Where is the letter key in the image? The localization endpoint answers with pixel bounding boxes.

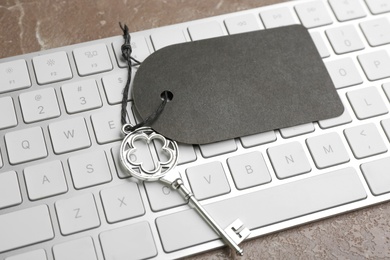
[120,126,250,255]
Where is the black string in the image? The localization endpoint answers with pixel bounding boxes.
[119,23,168,133]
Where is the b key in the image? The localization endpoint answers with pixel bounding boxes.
[120,126,251,255]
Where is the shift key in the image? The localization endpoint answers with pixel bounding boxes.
[156,167,366,252]
[0,205,54,253]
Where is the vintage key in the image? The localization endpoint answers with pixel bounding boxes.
[120,126,251,255]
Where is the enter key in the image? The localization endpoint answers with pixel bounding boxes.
[344,123,387,159]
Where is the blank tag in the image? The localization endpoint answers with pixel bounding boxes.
[133,25,343,144]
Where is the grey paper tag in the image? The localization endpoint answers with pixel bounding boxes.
[132,25,343,144]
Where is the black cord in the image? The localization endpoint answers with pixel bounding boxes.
[119,23,168,133]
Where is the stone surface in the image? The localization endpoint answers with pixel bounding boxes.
[1,0,390,259]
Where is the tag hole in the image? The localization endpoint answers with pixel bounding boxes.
[161,90,173,102]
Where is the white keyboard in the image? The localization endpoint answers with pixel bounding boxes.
[1,0,390,259]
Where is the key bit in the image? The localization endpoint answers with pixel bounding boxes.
[225,219,251,245]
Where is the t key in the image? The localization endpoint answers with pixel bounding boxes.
[119,126,251,255]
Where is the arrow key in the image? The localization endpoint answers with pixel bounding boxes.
[344,123,387,159]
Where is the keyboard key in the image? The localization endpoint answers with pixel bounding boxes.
[188,21,224,40]
[361,157,390,196]
[68,150,112,189]
[24,160,67,200]
[318,102,352,129]
[267,141,311,179]
[325,57,363,89]
[294,1,333,28]
[224,13,263,35]
[0,149,2,168]
[102,69,131,104]
[91,105,126,144]
[186,161,230,200]
[383,83,390,101]
[382,118,390,141]
[5,127,48,164]
[49,117,91,154]
[112,35,150,67]
[55,193,100,235]
[227,151,271,190]
[32,51,72,84]
[0,171,22,209]
[347,86,388,119]
[360,18,390,47]
[326,25,365,54]
[344,123,387,159]
[310,31,330,58]
[19,87,61,123]
[329,0,366,21]
[280,123,315,138]
[150,28,186,50]
[100,222,157,260]
[240,130,277,148]
[199,139,237,158]
[73,43,113,76]
[358,50,390,81]
[306,132,350,169]
[0,205,54,253]
[144,181,187,211]
[154,140,196,165]
[0,59,31,93]
[156,167,366,253]
[53,237,97,260]
[259,7,296,29]
[364,0,390,14]
[62,79,102,113]
[0,96,17,130]
[5,249,47,260]
[100,183,145,223]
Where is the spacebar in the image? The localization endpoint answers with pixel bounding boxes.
[156,167,367,252]
[0,205,54,253]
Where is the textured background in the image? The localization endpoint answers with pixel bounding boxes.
[1,0,390,259]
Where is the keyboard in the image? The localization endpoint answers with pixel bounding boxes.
[1,0,390,259]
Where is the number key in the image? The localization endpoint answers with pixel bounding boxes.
[326,25,365,54]
[62,79,102,113]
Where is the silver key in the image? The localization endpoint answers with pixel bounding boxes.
[119,126,250,255]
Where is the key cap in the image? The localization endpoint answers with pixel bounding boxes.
[382,118,390,141]
[360,17,390,47]
[0,149,3,168]
[364,0,390,14]
[199,139,237,158]
[188,21,224,40]
[0,171,22,209]
[227,151,271,190]
[224,13,264,35]
[19,87,61,123]
[259,7,297,29]
[0,96,17,130]
[325,57,363,89]
[32,51,72,84]
[0,59,31,93]
[318,101,352,129]
[267,141,311,179]
[156,167,366,253]
[295,1,333,28]
[100,222,158,260]
[280,122,315,138]
[310,31,330,58]
[383,83,390,101]
[68,150,112,189]
[347,86,388,119]
[5,249,47,260]
[24,160,68,200]
[150,28,187,50]
[73,43,113,76]
[100,182,145,223]
[329,0,366,22]
[53,237,97,260]
[102,70,132,104]
[344,123,387,159]
[5,126,48,164]
[55,193,100,235]
[358,50,390,81]
[240,130,276,148]
[112,35,150,67]
[119,127,250,255]
[361,157,390,195]
[49,117,91,154]
[0,205,54,253]
[62,79,102,113]
[326,25,365,54]
[144,181,187,211]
